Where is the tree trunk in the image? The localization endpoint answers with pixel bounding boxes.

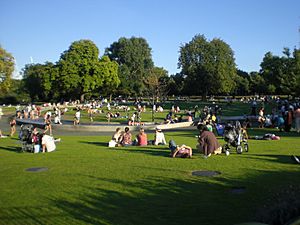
[109,94,112,102]
[202,91,207,101]
[152,95,155,122]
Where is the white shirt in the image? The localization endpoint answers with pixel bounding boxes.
[42,135,56,152]
[154,132,166,145]
[75,111,81,119]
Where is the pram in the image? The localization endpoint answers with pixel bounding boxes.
[222,121,248,155]
[19,125,34,152]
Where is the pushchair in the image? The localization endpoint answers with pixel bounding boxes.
[223,121,248,155]
[19,125,34,152]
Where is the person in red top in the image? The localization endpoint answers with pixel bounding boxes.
[136,128,148,146]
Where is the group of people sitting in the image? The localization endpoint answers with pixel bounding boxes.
[109,127,167,147]
[108,123,222,158]
[30,127,61,153]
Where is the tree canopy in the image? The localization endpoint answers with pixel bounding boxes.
[22,39,120,102]
[0,46,14,95]
[105,37,154,96]
[260,48,300,96]
[23,62,58,101]
[178,34,237,99]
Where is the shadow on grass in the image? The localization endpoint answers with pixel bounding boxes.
[40,170,300,225]
[0,146,20,153]
[79,141,108,147]
[120,147,170,157]
[246,154,299,165]
[248,128,300,138]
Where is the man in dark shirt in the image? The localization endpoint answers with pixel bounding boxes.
[197,124,222,157]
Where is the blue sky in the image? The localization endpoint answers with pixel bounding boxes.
[1,0,299,78]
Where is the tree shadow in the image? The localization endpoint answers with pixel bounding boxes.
[79,141,108,147]
[0,146,21,153]
[246,154,299,165]
[43,170,300,225]
[120,147,171,157]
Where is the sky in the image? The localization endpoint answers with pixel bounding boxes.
[1,0,299,79]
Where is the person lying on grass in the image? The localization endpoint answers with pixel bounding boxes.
[169,140,192,158]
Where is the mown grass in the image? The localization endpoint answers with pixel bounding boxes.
[61,100,271,124]
[0,127,300,225]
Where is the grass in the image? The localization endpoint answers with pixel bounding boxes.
[0,127,300,225]
[60,100,272,124]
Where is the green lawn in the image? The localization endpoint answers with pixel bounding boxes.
[0,128,300,225]
[61,100,271,124]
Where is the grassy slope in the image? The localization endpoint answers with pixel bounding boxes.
[0,128,299,225]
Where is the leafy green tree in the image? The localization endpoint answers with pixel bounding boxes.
[105,37,154,96]
[249,72,266,95]
[260,48,299,96]
[293,49,300,95]
[168,73,185,96]
[58,40,114,102]
[23,62,58,101]
[178,34,237,100]
[0,46,14,95]
[98,55,120,101]
[144,67,169,99]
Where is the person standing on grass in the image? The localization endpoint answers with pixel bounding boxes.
[74,110,81,125]
[44,114,52,136]
[9,117,16,137]
[88,107,94,122]
[294,107,300,133]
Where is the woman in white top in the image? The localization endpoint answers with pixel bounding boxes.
[154,128,167,145]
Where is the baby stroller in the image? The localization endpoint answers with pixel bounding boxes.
[19,125,34,152]
[223,121,248,155]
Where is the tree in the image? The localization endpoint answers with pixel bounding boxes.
[260,48,299,96]
[144,67,169,121]
[0,46,14,95]
[105,37,154,96]
[178,34,237,100]
[233,69,250,95]
[144,67,169,99]
[168,73,185,96]
[249,72,266,95]
[57,39,113,102]
[98,56,120,101]
[23,62,58,101]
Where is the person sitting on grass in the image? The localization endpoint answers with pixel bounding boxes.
[136,128,148,146]
[41,133,61,153]
[120,127,132,146]
[0,129,8,138]
[196,124,222,157]
[112,128,123,145]
[169,140,192,158]
[154,128,167,145]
